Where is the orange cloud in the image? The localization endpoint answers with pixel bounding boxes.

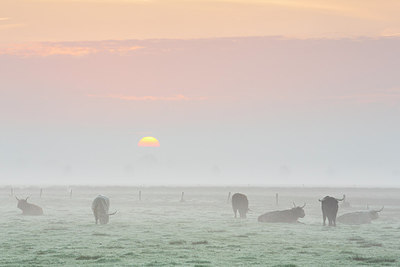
[87,94,207,101]
[381,28,400,37]
[0,42,143,57]
[0,18,24,31]
[0,23,24,30]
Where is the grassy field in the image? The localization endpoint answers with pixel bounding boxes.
[1,186,400,266]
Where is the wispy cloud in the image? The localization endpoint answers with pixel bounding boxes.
[88,94,207,101]
[217,0,383,21]
[381,28,400,37]
[322,88,400,104]
[0,18,25,30]
[0,24,24,30]
[0,42,143,57]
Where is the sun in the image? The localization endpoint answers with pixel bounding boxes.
[138,136,160,147]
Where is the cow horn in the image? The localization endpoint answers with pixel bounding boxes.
[301,203,306,208]
[318,199,322,202]
[293,202,296,207]
[15,196,19,201]
[25,196,29,201]
[336,195,345,201]
[376,206,384,212]
[109,211,117,216]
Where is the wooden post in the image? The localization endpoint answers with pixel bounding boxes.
[275,193,279,206]
[180,192,184,202]
[227,192,231,203]
[40,188,43,198]
[139,190,142,201]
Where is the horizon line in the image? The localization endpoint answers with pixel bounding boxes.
[3,184,400,189]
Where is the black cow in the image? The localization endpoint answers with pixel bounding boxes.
[232,193,249,218]
[258,203,305,223]
[16,196,43,216]
[319,195,344,226]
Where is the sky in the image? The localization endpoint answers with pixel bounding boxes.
[1,1,400,186]
[1,0,400,42]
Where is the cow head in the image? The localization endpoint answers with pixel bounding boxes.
[369,206,384,220]
[319,195,345,203]
[16,196,29,210]
[99,211,117,225]
[292,202,306,218]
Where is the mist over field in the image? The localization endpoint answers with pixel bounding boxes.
[2,186,400,266]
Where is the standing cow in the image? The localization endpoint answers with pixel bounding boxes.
[319,195,344,226]
[91,195,116,224]
[16,196,43,216]
[232,193,249,218]
[258,203,306,223]
[337,207,384,225]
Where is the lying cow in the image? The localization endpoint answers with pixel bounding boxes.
[337,207,384,225]
[16,196,43,216]
[91,195,117,224]
[232,193,249,218]
[340,194,351,208]
[319,195,344,226]
[258,203,305,223]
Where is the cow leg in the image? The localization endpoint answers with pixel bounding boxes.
[333,219,336,227]
[323,214,326,226]
[233,209,237,218]
[239,210,246,219]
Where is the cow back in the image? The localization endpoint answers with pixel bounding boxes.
[337,212,372,225]
[232,193,248,210]
[92,195,110,213]
[321,197,339,216]
[258,209,300,223]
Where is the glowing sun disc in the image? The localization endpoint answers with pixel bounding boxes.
[138,136,160,147]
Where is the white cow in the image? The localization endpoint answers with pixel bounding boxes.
[91,195,116,224]
[337,207,383,225]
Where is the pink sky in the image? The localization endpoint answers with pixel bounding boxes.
[1,37,399,185]
[0,1,400,185]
